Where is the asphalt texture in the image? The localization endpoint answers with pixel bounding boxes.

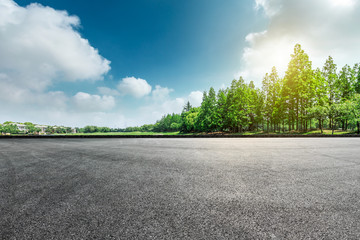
[1,138,360,239]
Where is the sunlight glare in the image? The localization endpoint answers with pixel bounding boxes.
[331,0,356,7]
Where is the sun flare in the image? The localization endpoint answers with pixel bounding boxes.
[331,0,356,7]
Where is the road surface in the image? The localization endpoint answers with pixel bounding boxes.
[1,138,360,239]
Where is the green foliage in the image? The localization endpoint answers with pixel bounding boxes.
[1,124,19,134]
[173,44,360,134]
[225,77,253,132]
[338,65,356,101]
[24,122,37,134]
[307,105,329,133]
[181,107,200,133]
[46,126,55,134]
[83,126,95,133]
[153,113,182,132]
[354,63,360,94]
[183,101,192,113]
[214,89,228,131]
[195,88,217,132]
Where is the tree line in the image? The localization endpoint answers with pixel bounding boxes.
[179,44,360,134]
[118,113,182,133]
[136,44,360,134]
[2,44,359,135]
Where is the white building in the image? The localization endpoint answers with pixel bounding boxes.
[16,123,27,132]
[35,125,47,134]
[12,123,76,134]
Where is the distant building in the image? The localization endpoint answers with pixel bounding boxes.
[10,122,76,135]
[35,125,47,134]
[16,123,27,132]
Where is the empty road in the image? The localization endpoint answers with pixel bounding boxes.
[1,138,360,239]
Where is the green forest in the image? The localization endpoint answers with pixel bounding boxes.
[133,44,360,134]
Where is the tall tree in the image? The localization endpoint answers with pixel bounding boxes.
[338,64,356,101]
[322,56,338,128]
[225,77,251,133]
[215,89,228,131]
[354,63,360,94]
[196,88,217,132]
[263,67,282,131]
[183,101,192,113]
[284,44,313,131]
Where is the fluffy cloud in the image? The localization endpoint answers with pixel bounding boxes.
[73,92,115,112]
[151,85,174,101]
[136,90,203,125]
[188,91,203,107]
[117,77,152,98]
[97,87,120,96]
[238,0,360,86]
[0,0,110,92]
[0,105,127,128]
[0,0,113,125]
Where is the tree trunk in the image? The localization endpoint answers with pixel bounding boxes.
[296,101,299,131]
[357,121,360,134]
[274,122,276,133]
[345,119,348,131]
[329,117,332,129]
[292,114,295,132]
[288,115,291,132]
[319,119,323,134]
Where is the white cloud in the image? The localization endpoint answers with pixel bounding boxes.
[56,112,127,128]
[151,85,173,101]
[254,0,282,17]
[117,77,152,98]
[188,91,203,107]
[139,98,185,124]
[0,105,127,128]
[73,92,115,112]
[97,87,120,96]
[239,0,360,86]
[0,0,114,125]
[0,0,110,92]
[135,90,203,125]
[0,72,68,109]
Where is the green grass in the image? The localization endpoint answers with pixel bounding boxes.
[212,129,356,136]
[302,129,355,135]
[61,131,181,136]
[58,129,357,136]
[7,129,358,136]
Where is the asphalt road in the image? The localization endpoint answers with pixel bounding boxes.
[1,138,360,239]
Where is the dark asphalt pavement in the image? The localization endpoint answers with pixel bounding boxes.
[1,138,360,239]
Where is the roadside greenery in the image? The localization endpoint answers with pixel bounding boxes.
[0,123,19,134]
[109,43,360,135]
[176,44,360,134]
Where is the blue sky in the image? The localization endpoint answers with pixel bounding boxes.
[1,0,360,127]
[19,0,263,93]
